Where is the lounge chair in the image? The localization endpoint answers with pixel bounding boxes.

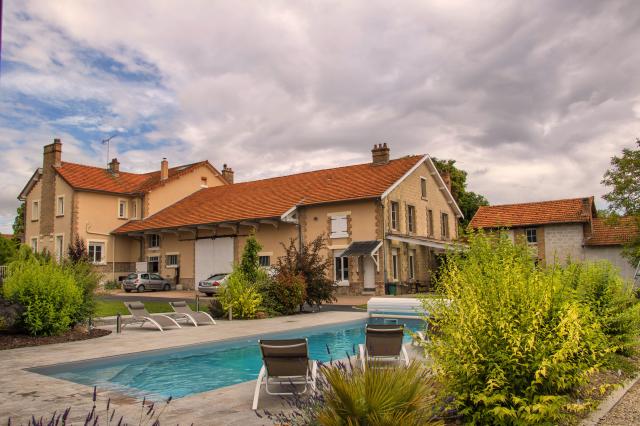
[358,323,409,369]
[169,301,216,326]
[252,338,318,410]
[125,301,182,332]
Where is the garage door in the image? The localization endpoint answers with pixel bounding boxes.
[195,237,234,285]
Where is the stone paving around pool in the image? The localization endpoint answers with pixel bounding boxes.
[1,310,415,425]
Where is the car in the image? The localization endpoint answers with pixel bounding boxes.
[122,273,173,293]
[198,273,230,296]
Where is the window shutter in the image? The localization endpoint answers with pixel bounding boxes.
[330,215,348,238]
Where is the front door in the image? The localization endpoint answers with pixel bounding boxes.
[364,256,376,289]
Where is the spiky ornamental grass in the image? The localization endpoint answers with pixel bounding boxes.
[7,386,173,426]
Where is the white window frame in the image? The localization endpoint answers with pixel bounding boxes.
[31,200,40,221]
[334,251,349,285]
[148,234,160,249]
[148,255,160,273]
[30,237,38,252]
[329,214,349,239]
[88,240,106,265]
[407,205,416,233]
[201,176,208,188]
[420,176,428,199]
[390,201,399,231]
[408,249,416,280]
[130,200,138,219]
[117,199,128,219]
[56,195,65,217]
[391,248,399,281]
[259,255,271,267]
[166,253,179,268]
[55,234,64,263]
[525,228,537,244]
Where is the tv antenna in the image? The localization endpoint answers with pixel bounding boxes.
[101,135,118,166]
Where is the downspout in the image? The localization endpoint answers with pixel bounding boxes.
[380,198,388,290]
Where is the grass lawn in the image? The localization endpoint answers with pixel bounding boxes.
[95,300,209,317]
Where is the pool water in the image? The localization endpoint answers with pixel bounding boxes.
[31,318,424,400]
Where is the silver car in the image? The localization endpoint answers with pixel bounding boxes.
[122,273,173,293]
[197,273,229,296]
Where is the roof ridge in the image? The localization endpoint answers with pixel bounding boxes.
[480,196,593,209]
[61,160,206,176]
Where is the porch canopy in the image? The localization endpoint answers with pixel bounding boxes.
[386,234,455,251]
[340,240,383,257]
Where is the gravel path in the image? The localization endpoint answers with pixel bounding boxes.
[598,378,640,425]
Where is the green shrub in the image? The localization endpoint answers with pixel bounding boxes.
[218,271,262,319]
[425,232,609,424]
[3,254,83,336]
[562,261,640,355]
[207,298,226,318]
[316,361,441,426]
[102,280,121,290]
[65,260,99,324]
[260,270,306,315]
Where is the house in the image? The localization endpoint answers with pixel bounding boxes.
[19,140,463,295]
[470,197,639,281]
[19,139,227,276]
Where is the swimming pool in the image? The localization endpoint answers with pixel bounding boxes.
[30,318,424,400]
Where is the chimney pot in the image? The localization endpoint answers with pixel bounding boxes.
[43,138,62,168]
[108,158,120,175]
[222,164,234,184]
[371,143,390,165]
[160,158,169,181]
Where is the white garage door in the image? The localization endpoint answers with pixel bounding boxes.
[195,237,234,285]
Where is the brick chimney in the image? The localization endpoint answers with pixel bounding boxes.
[222,164,234,184]
[441,171,452,193]
[160,158,169,181]
[40,139,62,236]
[108,158,120,175]
[371,143,390,165]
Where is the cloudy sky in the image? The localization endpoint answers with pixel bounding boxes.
[1,1,639,233]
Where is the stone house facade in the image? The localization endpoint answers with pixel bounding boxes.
[470,197,639,281]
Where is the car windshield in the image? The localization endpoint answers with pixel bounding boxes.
[126,273,138,279]
[207,274,227,280]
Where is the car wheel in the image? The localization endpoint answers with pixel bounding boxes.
[137,285,145,293]
[163,283,171,291]
[124,289,132,293]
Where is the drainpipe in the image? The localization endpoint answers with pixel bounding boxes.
[380,199,388,291]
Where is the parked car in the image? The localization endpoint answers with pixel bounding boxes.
[198,273,230,296]
[122,273,173,293]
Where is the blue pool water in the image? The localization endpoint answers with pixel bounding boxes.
[31,318,424,400]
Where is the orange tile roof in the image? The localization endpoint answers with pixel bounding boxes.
[586,216,640,246]
[470,197,595,228]
[115,155,424,233]
[55,161,213,194]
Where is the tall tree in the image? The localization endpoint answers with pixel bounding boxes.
[240,232,262,283]
[432,158,489,227]
[602,138,640,265]
[12,202,25,242]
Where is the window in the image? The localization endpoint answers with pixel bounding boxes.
[118,199,127,218]
[441,213,450,239]
[408,249,416,279]
[148,256,159,273]
[31,200,39,221]
[427,209,434,237]
[390,202,399,230]
[525,228,537,244]
[166,254,179,268]
[56,196,64,216]
[148,234,160,249]
[259,255,271,267]
[130,200,138,219]
[391,248,399,281]
[330,215,348,238]
[407,205,416,233]
[88,241,105,264]
[30,237,38,252]
[201,176,208,188]
[55,235,63,263]
[420,177,427,198]
[334,253,349,283]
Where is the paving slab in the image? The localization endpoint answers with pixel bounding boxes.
[0,311,369,425]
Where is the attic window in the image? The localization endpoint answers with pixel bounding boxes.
[201,176,208,188]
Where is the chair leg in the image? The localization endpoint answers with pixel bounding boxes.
[402,345,410,366]
[252,365,266,410]
[310,361,318,391]
[359,344,366,370]
[145,317,164,332]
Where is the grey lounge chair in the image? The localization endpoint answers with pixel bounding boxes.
[169,301,216,326]
[252,338,317,410]
[358,324,409,369]
[125,301,181,332]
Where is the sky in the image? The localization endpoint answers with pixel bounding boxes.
[1,0,639,233]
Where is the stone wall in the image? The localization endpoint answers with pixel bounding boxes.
[543,223,585,264]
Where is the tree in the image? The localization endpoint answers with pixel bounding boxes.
[602,139,640,265]
[240,232,262,283]
[12,202,25,242]
[277,236,336,308]
[0,237,18,265]
[67,236,88,263]
[432,158,489,227]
